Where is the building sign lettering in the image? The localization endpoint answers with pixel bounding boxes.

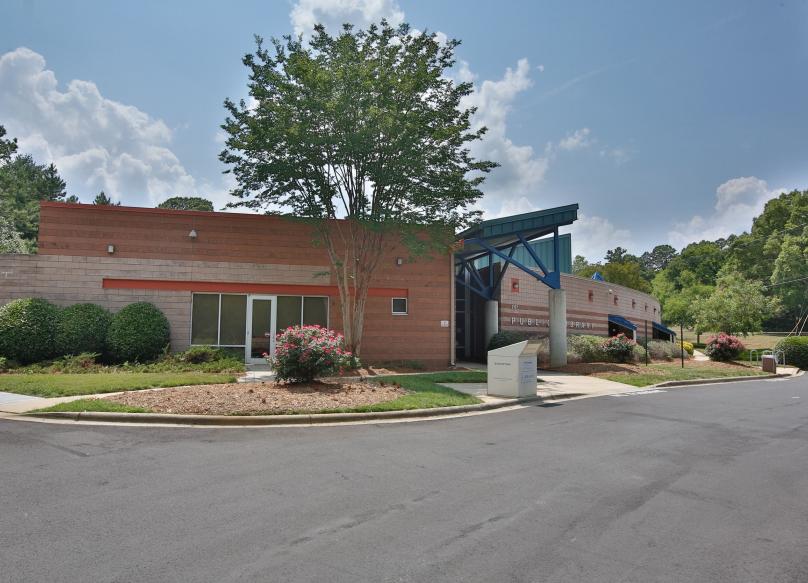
[509,316,593,330]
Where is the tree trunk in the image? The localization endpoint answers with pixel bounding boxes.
[320,220,385,357]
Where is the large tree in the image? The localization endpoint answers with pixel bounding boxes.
[220,21,495,354]
[0,154,68,245]
[640,244,677,274]
[0,124,18,164]
[93,191,120,206]
[694,269,777,335]
[158,196,214,211]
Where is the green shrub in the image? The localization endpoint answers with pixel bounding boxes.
[107,302,170,362]
[602,334,636,363]
[0,298,60,363]
[568,334,608,362]
[0,356,7,372]
[55,303,111,356]
[704,333,744,361]
[176,345,226,364]
[633,343,647,362]
[51,352,101,373]
[272,325,356,382]
[774,336,808,369]
[487,331,531,352]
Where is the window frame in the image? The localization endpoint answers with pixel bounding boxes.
[391,297,408,316]
[190,292,248,348]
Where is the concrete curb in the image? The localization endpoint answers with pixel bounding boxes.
[651,372,791,388]
[23,395,547,426]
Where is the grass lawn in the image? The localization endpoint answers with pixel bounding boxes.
[0,372,238,398]
[322,371,485,413]
[598,363,768,388]
[33,371,487,414]
[36,399,149,413]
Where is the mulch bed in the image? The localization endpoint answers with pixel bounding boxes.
[103,380,407,415]
[558,360,760,377]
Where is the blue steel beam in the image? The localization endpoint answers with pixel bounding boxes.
[516,232,550,276]
[465,237,561,290]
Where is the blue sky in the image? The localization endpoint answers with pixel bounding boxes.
[1,0,806,260]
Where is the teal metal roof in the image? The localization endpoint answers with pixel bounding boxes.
[457,204,578,241]
[475,233,572,273]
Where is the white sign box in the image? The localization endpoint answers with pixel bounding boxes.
[487,340,539,398]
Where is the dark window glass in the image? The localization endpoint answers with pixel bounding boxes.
[303,297,328,326]
[392,298,408,314]
[219,295,247,345]
[277,296,303,332]
[191,294,219,344]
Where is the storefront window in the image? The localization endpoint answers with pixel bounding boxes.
[191,294,219,345]
[219,295,247,345]
[277,296,303,332]
[303,297,328,326]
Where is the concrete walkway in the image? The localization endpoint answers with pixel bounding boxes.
[0,392,92,414]
[444,368,637,402]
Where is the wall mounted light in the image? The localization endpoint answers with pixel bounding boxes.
[188,229,198,240]
[395,257,403,266]
[107,244,115,254]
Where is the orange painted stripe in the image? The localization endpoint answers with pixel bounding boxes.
[102,278,407,297]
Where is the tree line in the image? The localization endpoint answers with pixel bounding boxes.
[0,124,215,253]
[573,189,808,335]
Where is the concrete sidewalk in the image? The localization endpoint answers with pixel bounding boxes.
[0,392,92,414]
[444,367,638,401]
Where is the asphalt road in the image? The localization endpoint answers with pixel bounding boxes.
[2,375,807,583]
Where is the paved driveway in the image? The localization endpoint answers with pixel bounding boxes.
[2,375,807,582]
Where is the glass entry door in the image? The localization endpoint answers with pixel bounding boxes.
[246,295,276,363]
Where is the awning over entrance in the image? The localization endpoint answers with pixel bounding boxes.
[608,314,637,331]
[454,204,579,299]
[652,321,676,338]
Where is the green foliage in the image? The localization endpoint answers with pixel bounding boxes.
[175,345,228,364]
[666,241,726,287]
[487,330,531,352]
[774,336,808,369]
[221,21,496,353]
[0,154,68,245]
[0,298,60,363]
[704,333,745,361]
[54,303,112,356]
[0,356,7,372]
[602,334,636,363]
[640,244,677,274]
[50,352,101,373]
[107,302,170,363]
[0,124,18,164]
[770,231,808,316]
[571,255,590,275]
[157,196,214,211]
[272,326,356,382]
[0,215,29,253]
[578,261,652,293]
[646,340,686,360]
[567,334,608,362]
[92,191,119,206]
[694,269,777,335]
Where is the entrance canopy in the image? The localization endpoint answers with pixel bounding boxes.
[454,204,579,300]
[608,314,637,331]
[653,321,676,340]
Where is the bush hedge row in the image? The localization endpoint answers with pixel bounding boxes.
[774,336,808,370]
[0,298,170,364]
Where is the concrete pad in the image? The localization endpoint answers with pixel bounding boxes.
[536,369,636,398]
[0,393,95,414]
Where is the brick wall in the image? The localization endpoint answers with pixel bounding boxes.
[0,203,454,365]
[499,267,662,337]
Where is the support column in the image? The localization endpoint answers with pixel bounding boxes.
[549,288,567,368]
[484,300,499,350]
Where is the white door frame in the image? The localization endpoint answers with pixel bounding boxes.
[245,294,277,364]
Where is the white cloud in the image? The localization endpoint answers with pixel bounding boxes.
[564,214,634,263]
[460,58,553,217]
[290,0,405,36]
[0,47,219,207]
[668,176,790,248]
[599,147,632,165]
[557,127,592,151]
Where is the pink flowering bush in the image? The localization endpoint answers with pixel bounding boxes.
[704,333,745,361]
[270,325,357,383]
[601,333,637,363]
